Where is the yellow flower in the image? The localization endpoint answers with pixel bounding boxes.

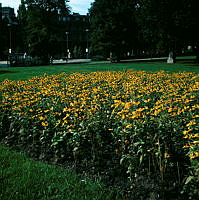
[191,133,199,138]
[136,108,145,112]
[186,121,196,127]
[168,107,173,113]
[183,129,192,135]
[126,124,132,129]
[50,107,54,111]
[39,116,46,121]
[183,144,191,149]
[189,152,199,159]
[192,141,199,144]
[144,99,151,103]
[42,121,48,127]
[56,120,61,126]
[164,153,171,158]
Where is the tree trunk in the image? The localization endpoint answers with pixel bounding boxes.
[110,51,120,63]
[41,56,50,65]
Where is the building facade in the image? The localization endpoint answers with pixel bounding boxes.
[0,3,2,21]
[2,6,16,24]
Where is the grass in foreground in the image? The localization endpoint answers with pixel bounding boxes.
[0,61,199,81]
[0,145,122,200]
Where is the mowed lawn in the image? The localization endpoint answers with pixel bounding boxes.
[0,61,199,81]
[0,145,122,200]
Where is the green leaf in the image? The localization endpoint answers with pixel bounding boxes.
[139,155,143,164]
[185,176,194,184]
[19,128,25,135]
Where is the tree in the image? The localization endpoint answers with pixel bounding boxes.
[137,0,199,62]
[16,0,27,53]
[0,19,8,60]
[89,0,138,62]
[73,46,83,58]
[90,0,199,62]
[19,0,70,64]
[188,0,199,62]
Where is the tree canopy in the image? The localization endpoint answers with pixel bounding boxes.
[2,0,198,63]
[18,0,70,64]
[89,0,138,61]
[89,0,199,62]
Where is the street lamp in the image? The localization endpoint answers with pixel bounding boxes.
[65,32,69,59]
[7,24,12,54]
[85,29,89,59]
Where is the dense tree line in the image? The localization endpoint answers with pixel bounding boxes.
[89,0,138,61]
[1,0,198,63]
[0,0,90,64]
[0,19,8,60]
[89,0,199,62]
[17,0,70,64]
[0,0,70,63]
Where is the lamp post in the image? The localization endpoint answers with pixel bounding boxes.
[65,32,69,59]
[85,29,89,59]
[7,24,12,54]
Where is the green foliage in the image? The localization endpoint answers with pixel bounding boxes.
[19,0,70,64]
[91,55,106,61]
[89,0,138,60]
[89,0,199,61]
[0,20,9,60]
[137,0,197,58]
[73,46,83,59]
[183,160,199,199]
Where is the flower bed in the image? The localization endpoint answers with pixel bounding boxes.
[0,70,198,198]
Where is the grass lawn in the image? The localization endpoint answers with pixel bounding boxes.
[176,55,197,60]
[0,61,199,81]
[0,145,122,200]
